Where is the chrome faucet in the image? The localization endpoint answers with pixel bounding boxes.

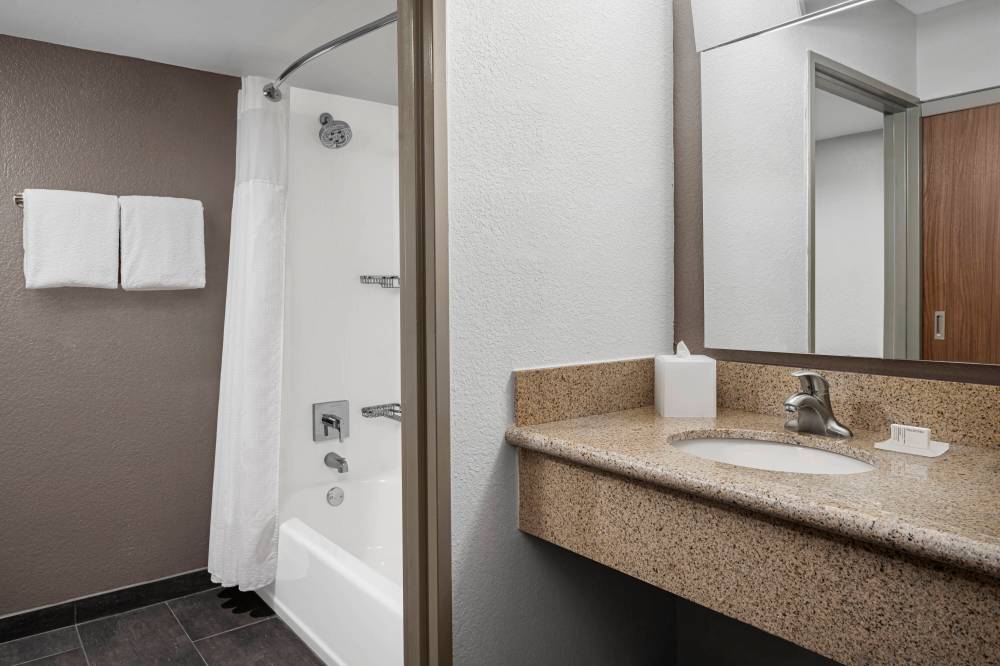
[321,413,344,442]
[783,370,852,438]
[324,451,349,473]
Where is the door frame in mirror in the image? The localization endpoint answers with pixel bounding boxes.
[808,53,921,360]
[922,86,1000,117]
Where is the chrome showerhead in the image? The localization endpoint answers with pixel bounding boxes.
[319,112,352,149]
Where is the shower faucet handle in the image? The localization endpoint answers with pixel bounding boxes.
[313,400,349,443]
[321,414,343,442]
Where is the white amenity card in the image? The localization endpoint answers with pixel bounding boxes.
[875,424,950,458]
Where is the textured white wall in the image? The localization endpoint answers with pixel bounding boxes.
[917,0,1000,100]
[814,130,884,358]
[279,88,401,530]
[447,1,675,663]
[702,0,915,353]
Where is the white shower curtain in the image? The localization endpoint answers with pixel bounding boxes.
[208,76,288,590]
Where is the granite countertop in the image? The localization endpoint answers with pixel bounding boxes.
[506,407,1000,579]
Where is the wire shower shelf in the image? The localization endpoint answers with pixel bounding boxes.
[360,275,400,289]
[361,403,401,422]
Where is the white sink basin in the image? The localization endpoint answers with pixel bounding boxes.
[672,437,874,475]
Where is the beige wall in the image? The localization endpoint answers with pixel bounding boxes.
[0,36,239,616]
[672,0,999,386]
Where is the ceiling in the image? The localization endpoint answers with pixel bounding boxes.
[0,0,398,104]
[895,0,968,14]
[800,0,854,14]
[814,89,885,141]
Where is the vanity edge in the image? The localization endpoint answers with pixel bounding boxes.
[505,410,1000,581]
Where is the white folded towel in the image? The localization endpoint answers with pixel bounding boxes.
[120,195,206,290]
[22,189,120,289]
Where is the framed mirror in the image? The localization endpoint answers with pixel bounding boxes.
[700,0,1000,365]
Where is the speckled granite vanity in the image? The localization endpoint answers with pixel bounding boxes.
[506,359,1000,665]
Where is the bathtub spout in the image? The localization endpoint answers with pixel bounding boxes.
[324,451,349,473]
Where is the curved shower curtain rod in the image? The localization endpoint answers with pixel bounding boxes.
[263,11,398,102]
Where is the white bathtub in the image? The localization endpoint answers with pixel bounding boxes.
[260,475,403,665]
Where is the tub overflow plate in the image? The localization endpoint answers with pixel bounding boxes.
[326,487,345,507]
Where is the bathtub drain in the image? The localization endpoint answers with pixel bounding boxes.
[326,487,345,506]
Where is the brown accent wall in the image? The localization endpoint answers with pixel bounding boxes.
[0,36,239,616]
[672,1,1000,387]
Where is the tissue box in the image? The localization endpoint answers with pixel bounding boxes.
[655,349,716,418]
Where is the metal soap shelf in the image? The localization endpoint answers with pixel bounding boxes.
[361,403,401,422]
[360,275,400,289]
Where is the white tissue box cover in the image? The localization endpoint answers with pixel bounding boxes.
[655,354,717,418]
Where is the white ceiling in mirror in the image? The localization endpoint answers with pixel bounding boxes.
[0,0,398,104]
[690,0,868,52]
[802,0,853,12]
[692,0,803,51]
[691,0,979,53]
[894,0,968,14]
[814,90,884,141]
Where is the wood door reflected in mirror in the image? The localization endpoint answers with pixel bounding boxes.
[922,103,1000,365]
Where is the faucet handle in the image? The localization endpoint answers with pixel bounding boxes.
[791,369,829,397]
[321,414,343,442]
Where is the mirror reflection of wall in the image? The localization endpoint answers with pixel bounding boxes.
[698,0,1000,365]
[813,90,885,358]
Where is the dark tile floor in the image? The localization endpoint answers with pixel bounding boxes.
[0,589,322,666]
